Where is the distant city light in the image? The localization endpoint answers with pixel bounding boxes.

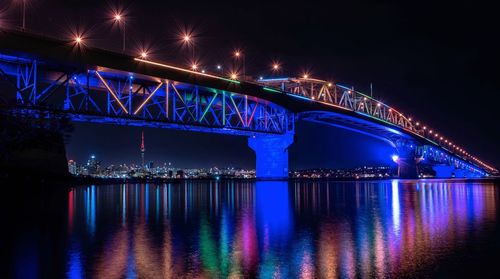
[141,51,148,58]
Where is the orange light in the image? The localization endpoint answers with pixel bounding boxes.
[75,36,82,44]
[272,63,279,70]
[140,52,148,58]
[191,63,198,70]
[114,14,122,21]
[303,74,309,79]
[230,73,238,79]
[327,82,332,87]
[234,51,241,57]
[183,35,190,42]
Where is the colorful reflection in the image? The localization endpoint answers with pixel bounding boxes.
[18,180,495,277]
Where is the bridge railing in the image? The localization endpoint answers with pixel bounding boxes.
[257,77,497,174]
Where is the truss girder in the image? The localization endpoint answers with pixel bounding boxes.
[0,58,293,135]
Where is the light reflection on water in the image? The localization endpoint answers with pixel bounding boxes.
[10,180,500,278]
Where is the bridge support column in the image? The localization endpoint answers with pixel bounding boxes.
[394,143,420,179]
[396,157,419,179]
[248,133,294,180]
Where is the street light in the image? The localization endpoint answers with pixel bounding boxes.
[113,12,126,52]
[233,49,245,79]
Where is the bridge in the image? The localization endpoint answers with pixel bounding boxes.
[0,29,497,179]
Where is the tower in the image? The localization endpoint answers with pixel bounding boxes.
[140,131,145,168]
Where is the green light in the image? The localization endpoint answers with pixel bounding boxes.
[263,87,282,93]
[199,93,218,122]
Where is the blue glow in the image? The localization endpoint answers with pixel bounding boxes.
[287,93,312,101]
[67,243,83,279]
[256,181,292,247]
[258,77,290,81]
[392,180,401,236]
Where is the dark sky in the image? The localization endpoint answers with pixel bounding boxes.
[2,0,498,169]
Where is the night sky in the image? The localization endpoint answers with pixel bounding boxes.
[1,0,498,169]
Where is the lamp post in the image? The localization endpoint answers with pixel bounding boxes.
[113,13,126,52]
[234,50,245,80]
[21,0,26,31]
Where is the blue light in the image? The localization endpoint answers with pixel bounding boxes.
[259,77,289,82]
[287,93,311,101]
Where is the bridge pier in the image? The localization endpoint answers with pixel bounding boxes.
[396,157,419,179]
[394,143,420,179]
[248,133,294,180]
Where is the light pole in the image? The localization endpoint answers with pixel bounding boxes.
[113,13,125,52]
[234,50,245,79]
[21,0,26,31]
[182,33,195,67]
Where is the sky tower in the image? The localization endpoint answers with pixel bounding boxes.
[140,131,145,168]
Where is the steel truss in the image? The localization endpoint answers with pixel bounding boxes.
[258,77,495,174]
[0,56,293,136]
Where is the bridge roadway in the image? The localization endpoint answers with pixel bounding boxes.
[0,29,496,178]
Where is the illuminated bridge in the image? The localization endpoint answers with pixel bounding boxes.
[0,29,496,179]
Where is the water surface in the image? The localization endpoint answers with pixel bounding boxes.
[4,179,500,278]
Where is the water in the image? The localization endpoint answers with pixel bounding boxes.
[3,179,500,278]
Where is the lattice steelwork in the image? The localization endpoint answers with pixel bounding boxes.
[257,77,497,174]
[0,55,293,136]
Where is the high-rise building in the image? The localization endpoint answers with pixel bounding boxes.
[140,131,145,168]
[86,154,100,175]
[68,160,77,175]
